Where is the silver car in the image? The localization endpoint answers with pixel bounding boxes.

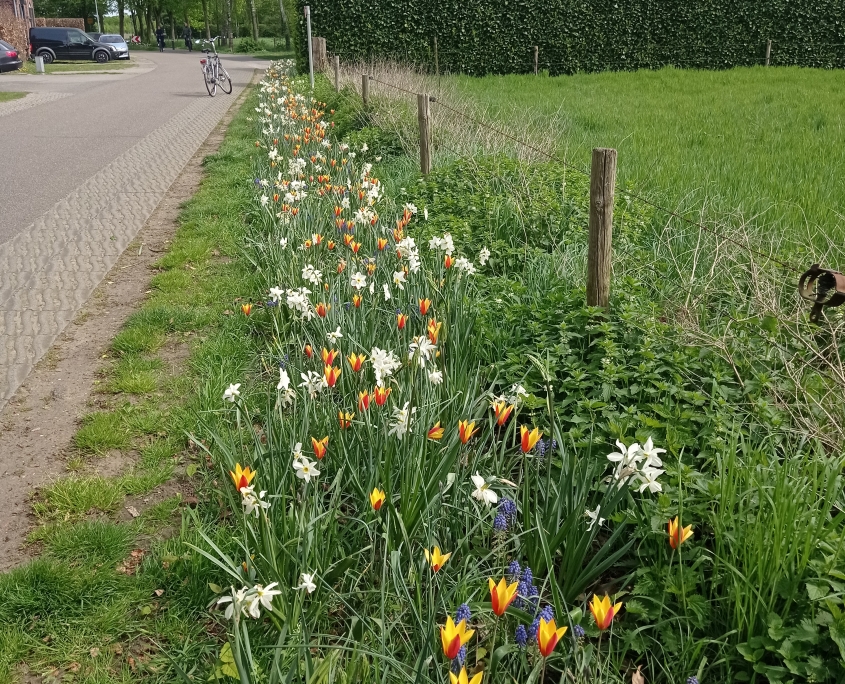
[96,34,130,60]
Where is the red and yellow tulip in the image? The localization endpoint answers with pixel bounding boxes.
[350,241,361,254]
[369,487,386,511]
[668,517,693,549]
[352,294,363,308]
[427,422,444,440]
[449,669,483,684]
[419,298,432,315]
[397,313,408,330]
[316,302,330,317]
[347,353,366,372]
[241,303,253,316]
[377,237,388,251]
[311,436,329,460]
[304,343,313,359]
[488,577,519,616]
[229,464,256,491]
[440,616,475,660]
[358,391,371,411]
[324,365,341,387]
[537,618,568,657]
[520,426,542,453]
[444,254,454,269]
[338,411,354,429]
[373,386,391,406]
[427,318,442,345]
[322,348,339,365]
[589,594,622,631]
[458,420,478,444]
[424,546,452,572]
[493,401,514,426]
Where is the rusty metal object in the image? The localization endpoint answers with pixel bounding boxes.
[799,264,845,323]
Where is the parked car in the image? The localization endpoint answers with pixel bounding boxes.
[87,32,103,41]
[94,34,130,59]
[0,39,23,73]
[29,27,117,64]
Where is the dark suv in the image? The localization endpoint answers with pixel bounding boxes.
[29,27,115,64]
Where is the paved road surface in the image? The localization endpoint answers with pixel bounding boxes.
[0,51,265,409]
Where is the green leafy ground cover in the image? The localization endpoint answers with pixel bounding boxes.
[0,92,26,102]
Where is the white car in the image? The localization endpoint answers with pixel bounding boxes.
[96,34,130,60]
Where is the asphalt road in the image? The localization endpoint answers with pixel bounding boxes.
[0,50,265,244]
[0,50,268,407]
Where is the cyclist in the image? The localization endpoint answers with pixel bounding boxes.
[155,25,166,52]
[183,23,193,52]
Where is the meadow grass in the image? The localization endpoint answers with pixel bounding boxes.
[451,66,845,253]
[0,92,25,102]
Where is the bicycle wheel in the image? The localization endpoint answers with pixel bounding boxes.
[204,63,216,97]
[218,64,232,94]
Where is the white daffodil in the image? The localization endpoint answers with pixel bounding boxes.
[269,286,285,302]
[408,336,436,366]
[424,207,429,221]
[327,327,343,343]
[471,472,499,506]
[370,347,400,386]
[246,582,281,618]
[428,236,443,251]
[279,237,288,249]
[383,284,392,301]
[455,257,476,275]
[292,441,303,461]
[217,586,250,621]
[296,573,317,593]
[260,195,269,207]
[392,271,407,290]
[428,369,443,385]
[299,370,327,398]
[479,247,491,265]
[388,401,415,439]
[640,437,666,469]
[350,272,367,290]
[585,505,606,531]
[607,439,643,468]
[277,368,290,390]
[293,457,320,483]
[341,196,350,210]
[404,202,418,215]
[223,383,241,402]
[443,234,455,255]
[637,466,665,494]
[301,264,322,285]
[242,489,271,517]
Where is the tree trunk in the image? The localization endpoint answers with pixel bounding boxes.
[145,5,152,42]
[118,0,125,36]
[201,0,211,39]
[169,11,174,44]
[225,0,232,48]
[248,0,258,42]
[278,0,289,50]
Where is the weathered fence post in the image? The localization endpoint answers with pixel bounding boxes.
[362,74,369,109]
[586,148,617,309]
[765,39,772,66]
[304,5,313,89]
[534,45,538,75]
[312,36,327,70]
[417,93,432,175]
[434,36,439,77]
[333,55,339,91]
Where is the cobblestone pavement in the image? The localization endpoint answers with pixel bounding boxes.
[0,53,263,409]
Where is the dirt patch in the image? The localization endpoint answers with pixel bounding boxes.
[0,75,257,572]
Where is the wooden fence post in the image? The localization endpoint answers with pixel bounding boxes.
[333,55,339,91]
[586,148,617,309]
[362,74,369,109]
[765,39,772,66]
[434,36,439,77]
[311,36,326,70]
[534,45,538,75]
[417,93,432,175]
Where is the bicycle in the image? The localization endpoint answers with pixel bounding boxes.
[198,37,232,97]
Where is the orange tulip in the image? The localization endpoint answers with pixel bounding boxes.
[369,488,386,510]
[444,254,454,269]
[311,436,329,460]
[358,391,371,411]
[352,294,363,308]
[322,348,339,365]
[333,206,342,217]
[537,618,567,657]
[520,426,542,453]
[327,240,335,250]
[488,577,519,616]
[377,237,388,251]
[493,401,514,426]
[419,298,432,315]
[397,313,408,330]
[324,365,341,387]
[241,303,253,316]
[338,411,354,429]
[304,343,313,358]
[229,463,256,491]
[668,517,693,549]
[458,420,478,444]
[350,241,361,254]
[424,546,451,571]
[589,594,622,631]
[373,386,391,406]
[316,302,330,317]
[427,318,442,345]
[336,260,346,274]
[427,422,444,440]
[347,353,366,372]
[343,233,353,246]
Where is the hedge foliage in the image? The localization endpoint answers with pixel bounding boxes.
[292,0,845,75]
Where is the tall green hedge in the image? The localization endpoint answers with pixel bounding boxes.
[293,0,845,75]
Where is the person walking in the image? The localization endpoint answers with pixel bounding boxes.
[183,23,193,52]
[155,24,166,52]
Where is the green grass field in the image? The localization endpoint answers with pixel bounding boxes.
[453,66,845,248]
[0,92,25,102]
